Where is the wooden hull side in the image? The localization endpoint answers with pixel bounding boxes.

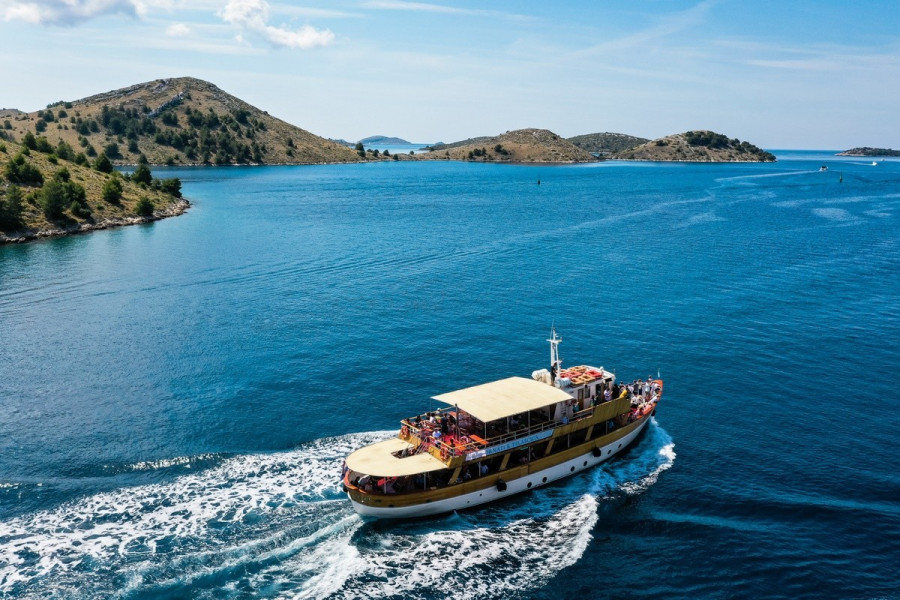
[347,414,653,519]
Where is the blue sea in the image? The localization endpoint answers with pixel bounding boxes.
[1,151,898,599]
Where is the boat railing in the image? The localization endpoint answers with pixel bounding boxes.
[479,406,596,447]
[402,405,600,460]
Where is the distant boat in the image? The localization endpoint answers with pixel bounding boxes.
[872,161,879,166]
[820,165,828,171]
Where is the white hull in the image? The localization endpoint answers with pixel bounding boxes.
[349,416,652,519]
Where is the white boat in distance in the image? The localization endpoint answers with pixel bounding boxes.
[342,330,663,519]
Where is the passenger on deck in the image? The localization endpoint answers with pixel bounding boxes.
[604,388,612,403]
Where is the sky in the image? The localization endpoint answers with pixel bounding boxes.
[1,0,898,149]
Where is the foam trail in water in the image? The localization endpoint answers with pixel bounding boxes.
[0,423,674,598]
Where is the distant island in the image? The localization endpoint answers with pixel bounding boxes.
[613,131,776,162]
[422,137,494,152]
[359,135,411,145]
[836,147,900,157]
[567,132,649,155]
[418,129,595,163]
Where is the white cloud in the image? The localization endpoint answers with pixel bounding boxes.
[165,22,190,36]
[219,0,334,49]
[0,0,146,25]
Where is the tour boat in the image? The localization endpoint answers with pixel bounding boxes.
[342,330,662,519]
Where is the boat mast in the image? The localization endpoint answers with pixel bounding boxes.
[548,327,562,383]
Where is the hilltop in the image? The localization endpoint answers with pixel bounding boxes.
[359,135,410,145]
[418,129,596,163]
[836,147,900,157]
[0,77,360,166]
[613,131,775,162]
[422,137,493,152]
[0,137,187,244]
[567,132,649,155]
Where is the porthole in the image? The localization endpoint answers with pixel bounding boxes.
[607,449,611,455]
[527,482,533,488]
[583,461,588,466]
[570,466,575,472]
[618,443,622,448]
[542,476,548,483]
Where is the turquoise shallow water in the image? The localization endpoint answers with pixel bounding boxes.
[0,152,898,598]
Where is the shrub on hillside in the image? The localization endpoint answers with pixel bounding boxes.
[5,153,44,186]
[135,197,154,217]
[102,177,123,204]
[0,184,24,229]
[132,163,152,186]
[153,178,182,197]
[94,153,113,173]
[104,143,122,159]
[40,179,67,219]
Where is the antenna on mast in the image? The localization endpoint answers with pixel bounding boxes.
[548,326,562,383]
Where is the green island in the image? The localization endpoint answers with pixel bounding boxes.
[613,131,776,162]
[836,147,900,157]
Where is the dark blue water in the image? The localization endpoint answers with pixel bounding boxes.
[1,152,898,598]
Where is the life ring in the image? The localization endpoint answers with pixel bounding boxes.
[400,426,409,437]
[440,446,449,460]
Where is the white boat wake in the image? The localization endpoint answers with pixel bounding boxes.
[0,422,675,599]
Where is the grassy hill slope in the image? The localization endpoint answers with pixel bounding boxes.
[0,138,187,243]
[1,77,359,166]
[613,131,775,162]
[419,129,597,163]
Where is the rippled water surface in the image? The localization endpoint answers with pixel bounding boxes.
[1,152,898,598]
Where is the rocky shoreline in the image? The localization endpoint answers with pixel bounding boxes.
[0,199,190,245]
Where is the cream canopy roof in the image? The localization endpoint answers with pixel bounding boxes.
[346,438,448,477]
[433,376,572,423]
